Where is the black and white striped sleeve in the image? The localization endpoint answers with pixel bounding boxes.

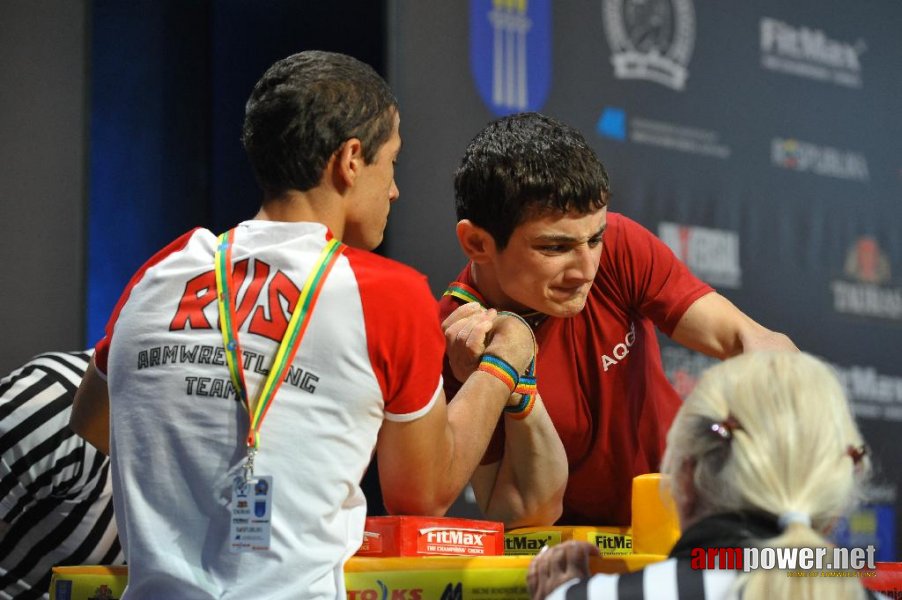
[545,559,739,600]
[0,351,123,600]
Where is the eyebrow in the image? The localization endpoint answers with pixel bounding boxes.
[532,225,606,244]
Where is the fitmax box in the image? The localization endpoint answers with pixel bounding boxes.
[356,516,504,557]
[504,526,633,556]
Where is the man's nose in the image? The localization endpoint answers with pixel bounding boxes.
[389,180,400,202]
[569,244,599,281]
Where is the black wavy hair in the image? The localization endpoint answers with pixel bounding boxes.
[242,50,398,195]
[454,113,610,249]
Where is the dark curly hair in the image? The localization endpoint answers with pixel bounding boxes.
[454,113,610,249]
[242,50,398,195]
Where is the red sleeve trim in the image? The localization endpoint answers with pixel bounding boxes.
[345,249,445,416]
[94,228,201,375]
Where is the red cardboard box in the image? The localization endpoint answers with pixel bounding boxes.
[864,562,902,597]
[356,516,505,557]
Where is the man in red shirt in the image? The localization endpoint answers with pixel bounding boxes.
[440,112,797,527]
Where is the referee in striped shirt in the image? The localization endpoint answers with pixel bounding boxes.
[0,351,123,599]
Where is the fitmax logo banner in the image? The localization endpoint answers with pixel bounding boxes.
[760,17,865,88]
[470,0,551,116]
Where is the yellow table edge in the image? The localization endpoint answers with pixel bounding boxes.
[345,553,667,573]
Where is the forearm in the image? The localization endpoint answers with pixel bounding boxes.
[70,359,111,455]
[477,395,567,529]
[381,314,537,516]
[672,292,797,359]
[437,317,542,512]
[380,371,512,516]
[435,372,515,511]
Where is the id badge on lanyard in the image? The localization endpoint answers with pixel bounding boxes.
[229,473,274,553]
[214,228,345,553]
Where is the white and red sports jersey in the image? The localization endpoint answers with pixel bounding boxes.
[95,220,444,599]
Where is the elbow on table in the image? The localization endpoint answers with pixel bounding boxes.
[499,497,564,530]
[483,483,566,530]
[382,489,456,519]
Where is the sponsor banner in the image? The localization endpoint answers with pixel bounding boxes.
[345,579,455,600]
[504,526,632,556]
[470,0,552,116]
[665,347,902,423]
[660,344,718,399]
[504,531,562,555]
[833,282,902,321]
[360,530,383,555]
[593,532,633,556]
[830,362,902,422]
[658,222,742,289]
[345,555,668,599]
[597,107,730,158]
[832,237,902,322]
[772,137,870,182]
[690,545,877,573]
[602,0,695,91]
[419,527,497,556]
[50,567,128,600]
[346,565,528,600]
[664,345,902,422]
[833,485,897,563]
[760,17,865,88]
[356,516,504,557]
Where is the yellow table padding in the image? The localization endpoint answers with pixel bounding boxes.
[49,566,128,600]
[344,554,667,599]
[50,554,668,600]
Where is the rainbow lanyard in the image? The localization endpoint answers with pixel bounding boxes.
[214,228,345,481]
[442,277,539,398]
[443,279,546,325]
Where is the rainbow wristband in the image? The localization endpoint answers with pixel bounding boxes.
[513,359,537,396]
[477,354,519,393]
[504,391,536,420]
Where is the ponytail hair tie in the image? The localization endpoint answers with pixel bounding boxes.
[847,444,868,465]
[778,511,811,530]
[710,414,742,441]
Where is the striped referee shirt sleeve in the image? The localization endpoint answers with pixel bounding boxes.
[0,351,123,600]
[544,559,740,600]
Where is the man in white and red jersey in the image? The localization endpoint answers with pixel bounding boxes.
[70,51,554,600]
[440,113,797,529]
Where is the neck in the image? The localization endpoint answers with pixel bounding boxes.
[470,262,533,315]
[254,188,346,239]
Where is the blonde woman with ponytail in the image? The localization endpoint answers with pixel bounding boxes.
[528,352,885,600]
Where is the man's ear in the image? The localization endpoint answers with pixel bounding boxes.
[332,138,364,191]
[456,219,497,263]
